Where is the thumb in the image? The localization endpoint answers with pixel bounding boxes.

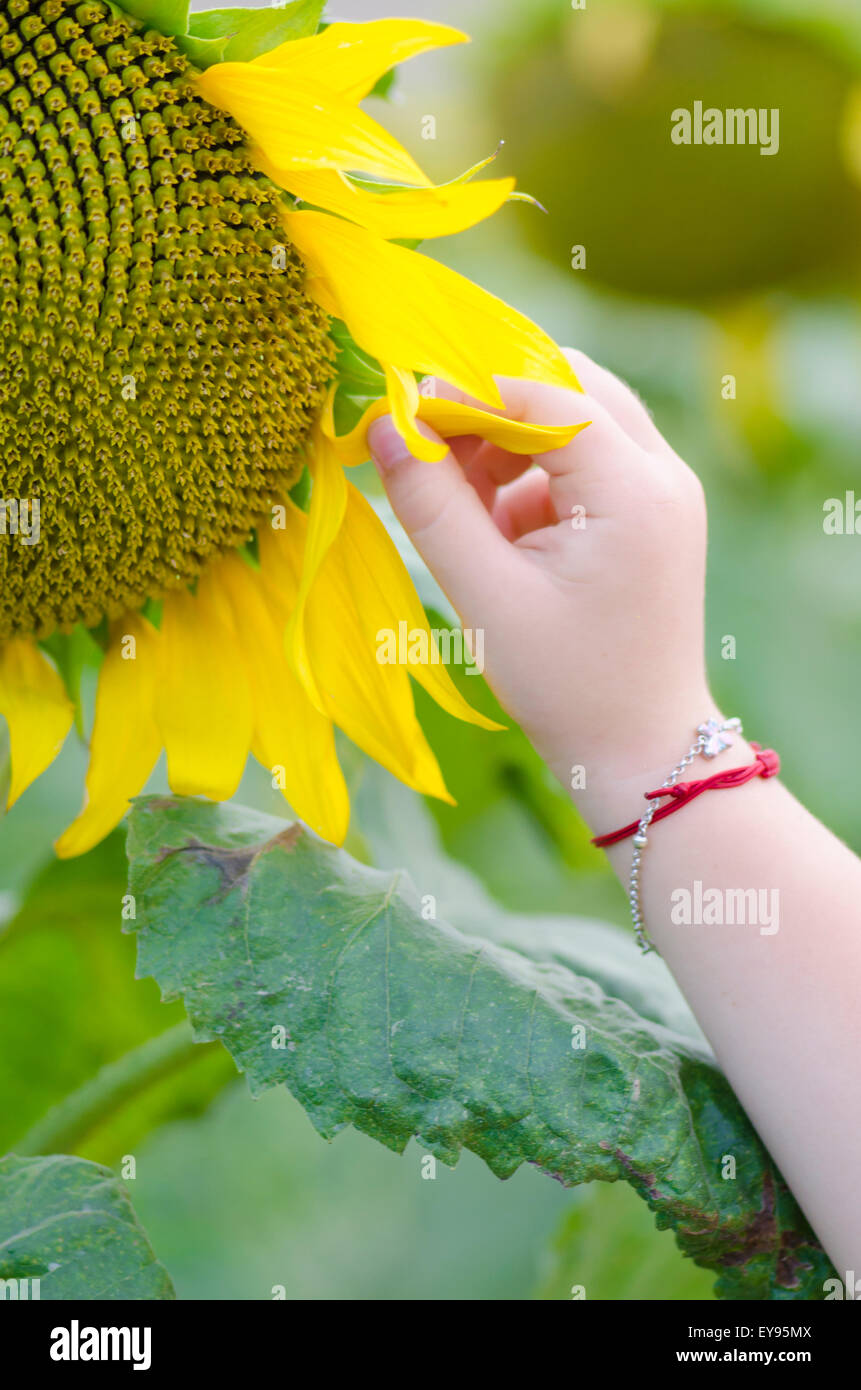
[367,415,518,624]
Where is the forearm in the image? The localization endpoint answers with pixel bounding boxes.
[574,715,861,1277]
[369,352,861,1279]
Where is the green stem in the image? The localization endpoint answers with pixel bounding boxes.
[13,1021,214,1157]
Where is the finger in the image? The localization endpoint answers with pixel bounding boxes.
[560,348,680,463]
[428,374,649,519]
[461,450,497,512]
[457,435,536,515]
[461,436,535,489]
[438,432,485,470]
[491,469,557,541]
[367,415,524,623]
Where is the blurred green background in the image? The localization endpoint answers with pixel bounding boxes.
[2,0,860,1299]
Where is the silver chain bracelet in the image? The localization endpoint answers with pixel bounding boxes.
[629,717,743,954]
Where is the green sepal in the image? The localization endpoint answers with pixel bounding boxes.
[288,466,313,512]
[114,0,190,37]
[39,627,105,739]
[330,319,387,435]
[141,596,163,630]
[179,0,325,68]
[370,68,397,101]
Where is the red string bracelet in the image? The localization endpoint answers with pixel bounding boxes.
[592,743,780,849]
[592,717,779,954]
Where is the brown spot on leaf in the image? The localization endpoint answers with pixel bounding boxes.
[142,797,182,812]
[156,823,303,898]
[718,1170,810,1289]
[271,824,303,853]
[614,1148,663,1202]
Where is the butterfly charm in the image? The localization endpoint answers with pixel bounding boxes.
[698,717,742,758]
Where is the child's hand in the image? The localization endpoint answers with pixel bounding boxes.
[371,349,861,1277]
[368,350,712,804]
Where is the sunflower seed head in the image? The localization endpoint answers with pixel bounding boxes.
[0,0,334,639]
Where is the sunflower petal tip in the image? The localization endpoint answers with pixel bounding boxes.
[423,780,457,807]
[484,716,508,733]
[53,819,87,859]
[567,366,585,393]
[417,21,471,47]
[410,433,450,463]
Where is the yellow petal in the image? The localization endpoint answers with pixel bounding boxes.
[283,418,348,710]
[258,502,306,612]
[326,393,589,468]
[306,406,349,585]
[260,511,453,803]
[384,364,448,463]
[213,554,350,845]
[250,20,468,103]
[0,639,72,809]
[55,616,161,858]
[305,275,341,318]
[283,210,580,409]
[265,163,516,240]
[197,65,431,185]
[336,483,502,732]
[155,581,253,801]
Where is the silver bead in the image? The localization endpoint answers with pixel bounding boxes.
[633,832,648,848]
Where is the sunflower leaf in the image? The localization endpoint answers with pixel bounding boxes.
[126,795,835,1301]
[0,1154,175,1299]
[180,1,325,67]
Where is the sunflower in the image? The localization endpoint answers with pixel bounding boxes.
[0,0,584,857]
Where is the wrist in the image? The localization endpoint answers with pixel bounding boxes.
[558,692,758,837]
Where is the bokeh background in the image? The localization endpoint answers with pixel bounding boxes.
[2,0,860,1299]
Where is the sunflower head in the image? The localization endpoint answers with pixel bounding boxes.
[0,5,584,858]
[0,0,333,641]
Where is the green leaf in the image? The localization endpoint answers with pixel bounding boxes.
[180,1,324,67]
[352,766,701,1041]
[126,795,835,1300]
[0,1154,174,1299]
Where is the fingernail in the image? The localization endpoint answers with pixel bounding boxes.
[368,416,410,474]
